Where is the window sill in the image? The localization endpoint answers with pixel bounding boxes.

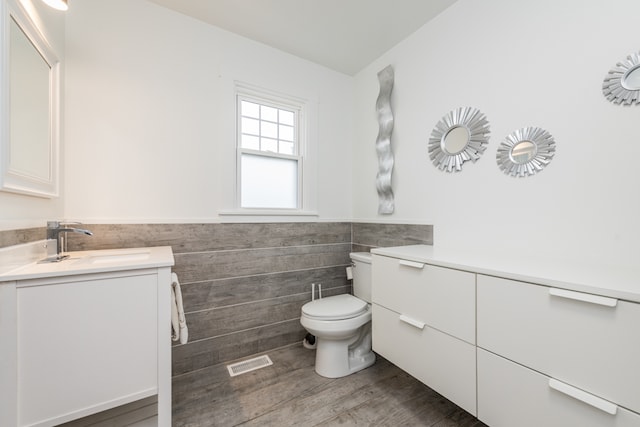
[218,209,319,218]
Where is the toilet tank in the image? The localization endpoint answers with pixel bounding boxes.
[350,252,372,303]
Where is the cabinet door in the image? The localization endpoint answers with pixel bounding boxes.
[477,274,640,414]
[478,349,640,427]
[372,304,476,415]
[17,274,158,426]
[372,254,475,344]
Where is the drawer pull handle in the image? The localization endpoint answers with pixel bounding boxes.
[398,260,424,269]
[549,288,617,307]
[399,314,425,330]
[548,378,618,415]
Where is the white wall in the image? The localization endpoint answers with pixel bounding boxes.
[64,0,353,223]
[7,0,640,268]
[0,0,65,231]
[353,0,640,266]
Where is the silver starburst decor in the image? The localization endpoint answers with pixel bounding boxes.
[496,127,556,177]
[428,107,490,173]
[602,51,640,106]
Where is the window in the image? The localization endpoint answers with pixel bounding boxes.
[236,88,305,210]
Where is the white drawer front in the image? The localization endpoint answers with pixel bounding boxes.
[477,274,640,413]
[478,349,640,427]
[372,303,476,415]
[372,254,475,344]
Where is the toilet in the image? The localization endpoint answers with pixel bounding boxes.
[300,252,376,378]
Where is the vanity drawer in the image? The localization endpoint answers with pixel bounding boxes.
[372,254,475,344]
[478,349,640,427]
[372,303,476,415]
[477,274,640,413]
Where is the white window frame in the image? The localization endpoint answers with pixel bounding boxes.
[227,82,317,216]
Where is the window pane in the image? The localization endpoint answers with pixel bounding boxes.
[261,105,278,122]
[261,137,278,153]
[242,117,259,135]
[241,101,260,118]
[280,110,294,126]
[261,121,278,139]
[241,154,298,209]
[279,141,294,155]
[279,124,294,142]
[241,134,259,150]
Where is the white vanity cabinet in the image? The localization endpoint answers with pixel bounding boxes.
[477,274,640,427]
[371,253,477,415]
[371,244,640,427]
[0,246,174,427]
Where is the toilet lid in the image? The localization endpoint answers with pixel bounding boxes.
[302,294,368,321]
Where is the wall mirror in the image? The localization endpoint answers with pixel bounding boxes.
[1,0,60,197]
[496,127,556,177]
[602,51,640,106]
[428,106,490,172]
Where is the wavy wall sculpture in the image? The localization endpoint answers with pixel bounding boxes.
[376,65,395,214]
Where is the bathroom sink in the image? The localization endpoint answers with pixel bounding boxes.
[84,251,151,264]
[0,245,171,281]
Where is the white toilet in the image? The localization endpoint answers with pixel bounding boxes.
[300,252,376,378]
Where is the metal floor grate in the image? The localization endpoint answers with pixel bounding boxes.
[227,354,273,377]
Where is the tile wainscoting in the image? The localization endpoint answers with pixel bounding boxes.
[352,222,434,253]
[0,227,45,248]
[1,222,433,377]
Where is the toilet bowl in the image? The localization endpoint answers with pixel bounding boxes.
[300,252,376,378]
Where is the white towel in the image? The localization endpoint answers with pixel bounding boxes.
[171,272,189,344]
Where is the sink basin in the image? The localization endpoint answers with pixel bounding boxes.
[85,251,151,264]
[0,245,173,281]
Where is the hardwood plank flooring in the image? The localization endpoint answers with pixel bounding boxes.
[172,344,487,427]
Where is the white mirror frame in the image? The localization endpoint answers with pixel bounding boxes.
[0,0,60,197]
[428,106,490,173]
[496,127,556,178]
[602,51,640,106]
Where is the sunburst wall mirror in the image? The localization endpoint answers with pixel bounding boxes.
[496,127,556,177]
[428,107,490,172]
[602,51,640,106]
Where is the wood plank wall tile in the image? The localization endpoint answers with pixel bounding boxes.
[64,222,350,252]
[0,227,45,248]
[182,266,347,312]
[185,285,349,342]
[173,244,351,282]
[351,223,433,252]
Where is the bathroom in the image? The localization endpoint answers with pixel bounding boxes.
[1,0,639,425]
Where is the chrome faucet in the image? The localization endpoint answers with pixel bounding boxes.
[42,221,93,262]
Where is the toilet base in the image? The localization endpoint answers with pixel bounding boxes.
[314,323,376,378]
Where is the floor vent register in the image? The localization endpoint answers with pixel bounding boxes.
[227,354,273,377]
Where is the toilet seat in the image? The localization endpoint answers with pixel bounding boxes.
[301,294,367,321]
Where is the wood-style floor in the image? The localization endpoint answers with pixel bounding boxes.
[172,344,487,427]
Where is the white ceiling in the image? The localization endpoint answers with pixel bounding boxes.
[146,0,458,75]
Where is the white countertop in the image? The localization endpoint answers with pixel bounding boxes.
[0,245,175,282]
[371,245,640,303]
